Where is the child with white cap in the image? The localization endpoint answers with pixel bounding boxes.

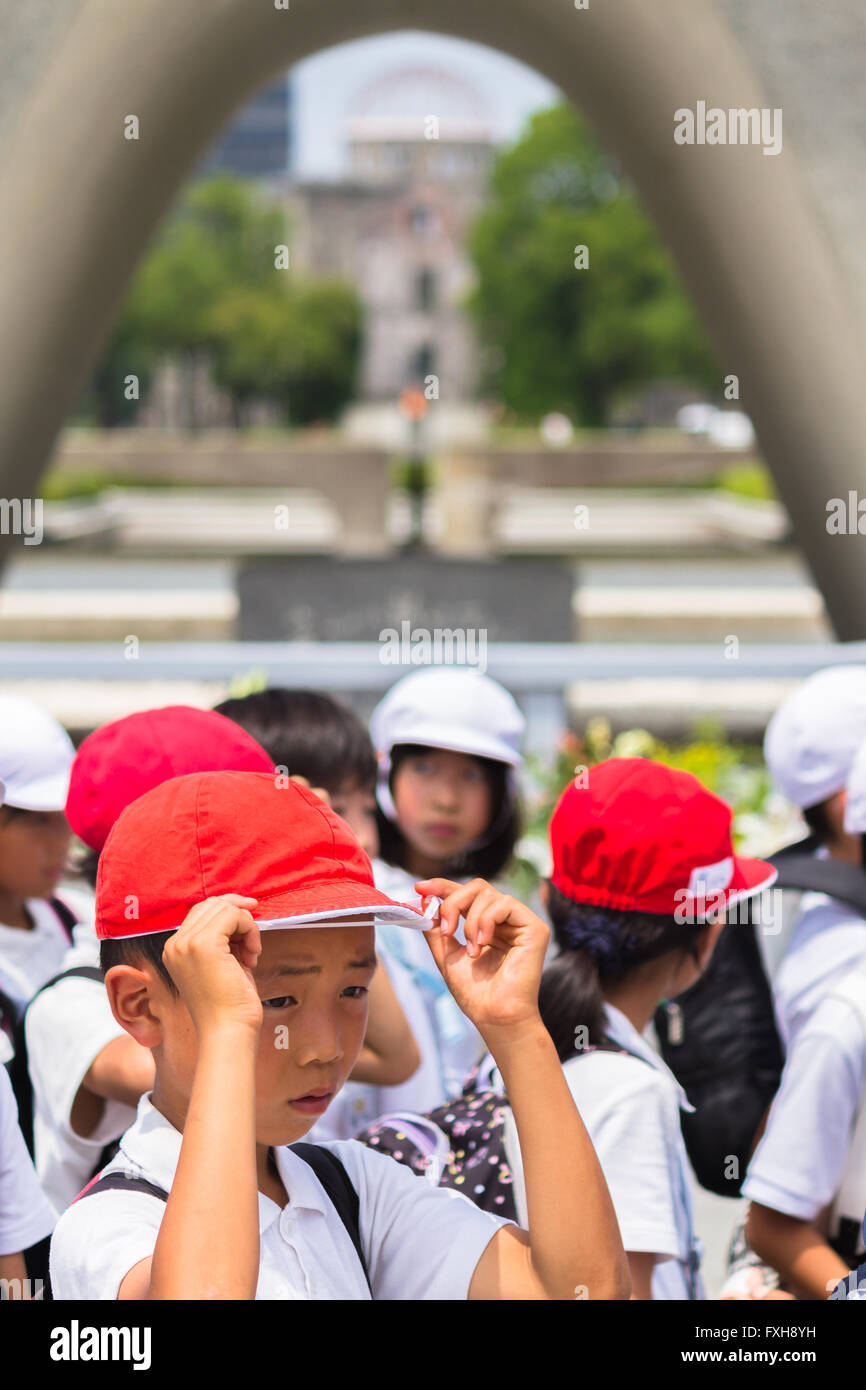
[763,665,866,1049]
[735,705,866,1298]
[0,768,56,1297]
[0,695,83,1008]
[369,668,525,1098]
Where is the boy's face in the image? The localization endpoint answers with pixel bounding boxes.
[144,923,377,1146]
[0,807,71,900]
[328,779,379,860]
[392,749,492,863]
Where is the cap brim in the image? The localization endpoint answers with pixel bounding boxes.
[252,877,427,929]
[684,857,778,918]
[388,724,523,768]
[258,904,427,930]
[5,770,71,812]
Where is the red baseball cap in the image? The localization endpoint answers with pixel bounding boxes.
[67,706,275,852]
[550,758,776,918]
[96,769,427,940]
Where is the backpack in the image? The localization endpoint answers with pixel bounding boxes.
[61,1144,371,1297]
[355,1041,646,1223]
[1,898,83,1157]
[654,838,866,1198]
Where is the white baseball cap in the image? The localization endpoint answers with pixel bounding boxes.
[844,741,866,834]
[370,668,525,823]
[0,694,75,811]
[764,666,866,809]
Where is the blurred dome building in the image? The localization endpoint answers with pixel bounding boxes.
[286,66,496,435]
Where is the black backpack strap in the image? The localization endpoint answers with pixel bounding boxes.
[31,964,104,1001]
[291,1142,372,1295]
[48,896,78,942]
[75,1170,169,1204]
[769,852,866,918]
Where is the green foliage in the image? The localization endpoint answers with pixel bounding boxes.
[468,106,718,427]
[83,175,361,427]
[716,461,777,501]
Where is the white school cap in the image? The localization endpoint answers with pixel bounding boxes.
[764,666,866,809]
[370,668,525,822]
[844,741,866,834]
[0,694,75,811]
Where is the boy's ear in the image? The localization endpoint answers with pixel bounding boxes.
[539,880,550,912]
[104,964,164,1048]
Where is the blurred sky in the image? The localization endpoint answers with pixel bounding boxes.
[290,30,559,180]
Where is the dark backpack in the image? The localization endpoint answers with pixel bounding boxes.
[66,1144,371,1296]
[654,838,866,1198]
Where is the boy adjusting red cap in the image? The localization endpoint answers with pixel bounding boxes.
[67,706,274,852]
[550,757,776,918]
[96,770,426,940]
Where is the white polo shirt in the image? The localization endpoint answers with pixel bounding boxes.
[742,990,866,1222]
[496,1003,704,1301]
[22,902,140,1214]
[773,893,866,1049]
[0,1066,55,1256]
[26,973,138,1215]
[49,1095,510,1300]
[0,897,78,1008]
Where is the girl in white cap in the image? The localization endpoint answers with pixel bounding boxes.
[0,695,83,1008]
[738,738,866,1298]
[369,668,525,1098]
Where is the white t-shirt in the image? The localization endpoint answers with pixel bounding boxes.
[372,860,485,1097]
[26,970,139,1216]
[773,892,866,1049]
[498,1003,704,1300]
[0,1065,55,1256]
[307,944,443,1142]
[49,1095,510,1300]
[742,990,866,1223]
[0,893,89,1009]
[17,894,137,1215]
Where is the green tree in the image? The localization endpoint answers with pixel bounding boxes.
[86,174,360,428]
[209,281,361,427]
[278,282,362,425]
[468,105,717,426]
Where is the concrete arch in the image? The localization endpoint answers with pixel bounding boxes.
[1,0,865,634]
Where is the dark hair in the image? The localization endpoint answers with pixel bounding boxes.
[213,689,376,794]
[538,883,703,1059]
[100,931,177,995]
[376,743,520,880]
[802,799,835,845]
[76,846,100,889]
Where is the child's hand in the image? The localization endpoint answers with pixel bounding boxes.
[162,895,262,1037]
[416,877,549,1041]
